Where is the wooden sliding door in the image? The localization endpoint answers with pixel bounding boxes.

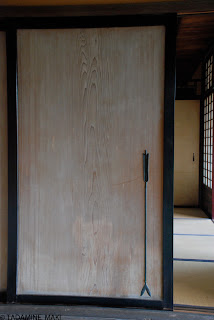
[0,32,7,293]
[17,26,165,300]
[174,100,200,206]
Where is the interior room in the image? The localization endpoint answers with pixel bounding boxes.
[174,12,214,310]
[1,2,214,320]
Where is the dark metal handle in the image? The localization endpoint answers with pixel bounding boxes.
[143,150,149,182]
[193,153,195,162]
[141,150,151,297]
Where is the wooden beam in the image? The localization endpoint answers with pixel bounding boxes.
[0,1,214,17]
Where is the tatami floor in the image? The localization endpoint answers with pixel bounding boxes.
[173,207,214,308]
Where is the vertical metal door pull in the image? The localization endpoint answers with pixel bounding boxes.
[140,150,151,297]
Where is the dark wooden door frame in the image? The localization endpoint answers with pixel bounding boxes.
[1,14,176,310]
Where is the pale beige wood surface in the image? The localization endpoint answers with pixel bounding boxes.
[174,100,200,206]
[17,27,165,299]
[0,32,8,291]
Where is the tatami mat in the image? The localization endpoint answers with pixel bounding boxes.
[174,207,214,308]
[174,207,208,219]
[174,260,214,307]
[174,219,214,236]
[174,235,214,260]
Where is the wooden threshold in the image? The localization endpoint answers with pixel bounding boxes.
[0,305,213,320]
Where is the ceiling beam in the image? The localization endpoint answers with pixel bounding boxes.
[0,1,214,17]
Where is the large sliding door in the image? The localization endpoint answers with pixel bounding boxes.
[6,16,175,308]
[17,27,164,299]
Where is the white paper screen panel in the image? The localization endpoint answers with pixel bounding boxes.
[0,31,8,292]
[17,27,165,299]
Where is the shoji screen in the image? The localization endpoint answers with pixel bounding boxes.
[17,27,165,299]
[0,32,7,292]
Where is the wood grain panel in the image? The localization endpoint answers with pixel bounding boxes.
[174,100,200,206]
[17,27,165,299]
[0,32,8,291]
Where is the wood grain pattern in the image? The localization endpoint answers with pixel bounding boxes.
[17,27,165,299]
[0,32,8,291]
[174,100,200,206]
[177,14,214,86]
